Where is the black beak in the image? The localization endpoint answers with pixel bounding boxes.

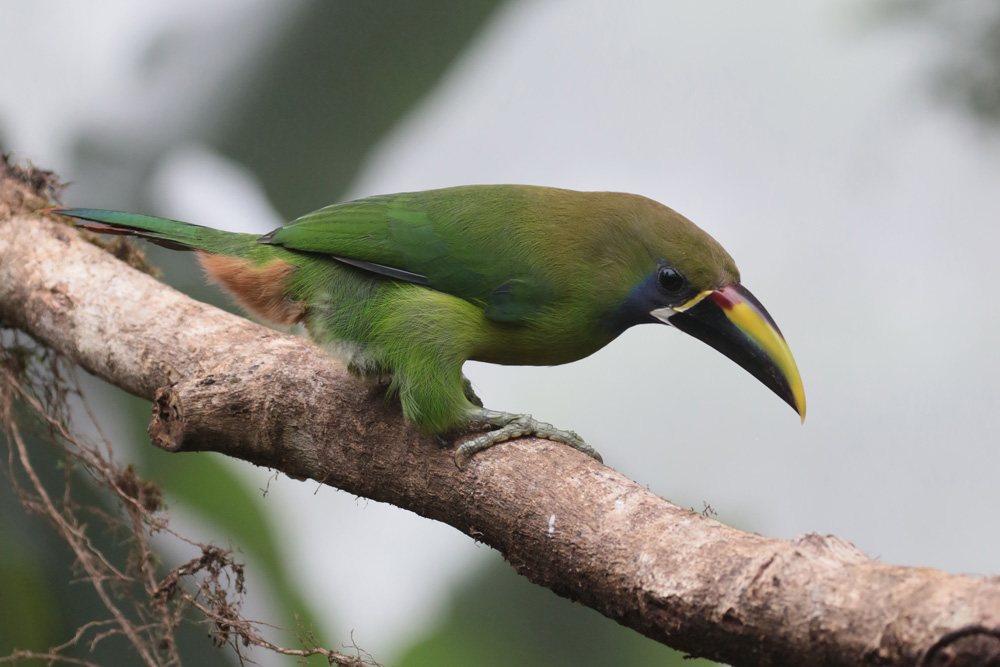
[657,284,806,420]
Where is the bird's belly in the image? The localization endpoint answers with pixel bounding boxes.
[470,323,617,367]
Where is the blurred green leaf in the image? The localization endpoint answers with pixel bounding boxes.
[0,511,60,654]
[395,558,720,667]
[212,0,506,216]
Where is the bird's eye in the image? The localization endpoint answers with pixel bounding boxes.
[657,267,686,294]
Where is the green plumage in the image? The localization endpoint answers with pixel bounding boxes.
[56,185,756,455]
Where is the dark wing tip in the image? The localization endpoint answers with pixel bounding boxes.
[332,255,430,285]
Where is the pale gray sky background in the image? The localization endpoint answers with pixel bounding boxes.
[4,0,999,658]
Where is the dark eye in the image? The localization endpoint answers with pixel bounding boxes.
[657,267,686,294]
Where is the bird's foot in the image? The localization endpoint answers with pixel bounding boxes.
[454,408,603,468]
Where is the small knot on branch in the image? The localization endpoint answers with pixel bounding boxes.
[150,385,186,452]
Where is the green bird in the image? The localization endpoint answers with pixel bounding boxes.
[51,185,805,464]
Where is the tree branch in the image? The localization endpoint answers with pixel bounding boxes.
[2,158,999,666]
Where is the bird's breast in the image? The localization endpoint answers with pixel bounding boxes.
[470,315,619,367]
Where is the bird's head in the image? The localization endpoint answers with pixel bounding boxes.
[607,197,806,421]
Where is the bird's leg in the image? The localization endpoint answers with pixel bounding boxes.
[386,329,600,466]
[455,408,603,468]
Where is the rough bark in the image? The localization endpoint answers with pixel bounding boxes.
[2,158,999,667]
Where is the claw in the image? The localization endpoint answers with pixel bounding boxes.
[454,409,603,468]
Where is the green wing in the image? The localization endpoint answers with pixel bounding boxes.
[260,187,555,323]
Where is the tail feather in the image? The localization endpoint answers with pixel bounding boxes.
[50,208,226,252]
[48,207,303,325]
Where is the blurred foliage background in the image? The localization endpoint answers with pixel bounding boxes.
[3,0,1000,665]
[882,0,1000,124]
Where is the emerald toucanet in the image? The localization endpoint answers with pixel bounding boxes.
[51,185,805,464]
